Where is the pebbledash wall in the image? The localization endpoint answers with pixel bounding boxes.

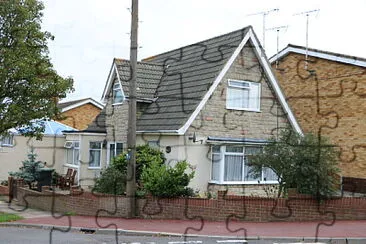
[15,186,366,222]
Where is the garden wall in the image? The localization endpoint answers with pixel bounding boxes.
[15,187,366,222]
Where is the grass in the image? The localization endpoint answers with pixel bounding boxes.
[0,212,23,223]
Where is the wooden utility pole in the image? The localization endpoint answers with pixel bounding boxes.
[126,0,138,218]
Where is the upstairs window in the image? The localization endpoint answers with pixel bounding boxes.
[226,80,261,111]
[112,81,124,104]
[0,134,13,147]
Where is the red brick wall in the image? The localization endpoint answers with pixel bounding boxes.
[0,185,8,195]
[15,188,366,222]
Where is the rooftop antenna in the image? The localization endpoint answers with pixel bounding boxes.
[247,8,279,50]
[266,25,288,69]
[293,9,320,69]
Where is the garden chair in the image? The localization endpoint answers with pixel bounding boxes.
[58,168,73,190]
[64,170,77,189]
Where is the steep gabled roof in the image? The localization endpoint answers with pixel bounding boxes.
[58,97,104,112]
[96,26,302,135]
[270,44,366,67]
[136,27,251,132]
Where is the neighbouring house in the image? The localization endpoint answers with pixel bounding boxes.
[63,26,302,195]
[270,44,366,192]
[56,98,104,130]
[0,120,77,181]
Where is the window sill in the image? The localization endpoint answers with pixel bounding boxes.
[226,107,261,112]
[63,164,79,168]
[0,144,14,148]
[208,181,278,185]
[88,167,101,170]
[112,102,123,106]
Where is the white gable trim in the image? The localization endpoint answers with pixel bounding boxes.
[249,32,302,135]
[178,28,303,135]
[60,98,104,112]
[101,62,125,102]
[269,46,366,67]
[177,30,251,135]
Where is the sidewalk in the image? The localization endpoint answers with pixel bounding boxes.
[1,200,366,239]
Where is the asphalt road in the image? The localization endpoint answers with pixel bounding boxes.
[0,226,364,244]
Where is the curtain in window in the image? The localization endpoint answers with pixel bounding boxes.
[90,150,101,167]
[227,87,249,109]
[211,154,221,181]
[263,167,278,181]
[224,155,243,181]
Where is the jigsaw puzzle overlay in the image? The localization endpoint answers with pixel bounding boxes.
[3,26,366,244]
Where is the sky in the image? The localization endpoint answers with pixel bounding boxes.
[41,0,366,102]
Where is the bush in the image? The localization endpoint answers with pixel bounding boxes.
[93,168,126,195]
[250,128,340,199]
[93,144,165,195]
[141,160,195,198]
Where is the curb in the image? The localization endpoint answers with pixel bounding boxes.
[1,222,365,241]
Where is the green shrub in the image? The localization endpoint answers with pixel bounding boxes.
[250,128,340,199]
[141,160,195,198]
[9,148,45,188]
[93,144,165,195]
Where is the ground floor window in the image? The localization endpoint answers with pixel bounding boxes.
[211,145,277,183]
[65,141,79,165]
[89,141,102,168]
[108,142,123,164]
[0,134,14,147]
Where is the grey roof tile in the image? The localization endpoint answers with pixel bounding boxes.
[136,27,250,131]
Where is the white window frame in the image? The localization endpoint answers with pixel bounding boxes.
[65,141,80,166]
[210,145,278,184]
[112,81,124,105]
[107,142,123,166]
[89,141,103,169]
[0,134,14,147]
[226,79,261,112]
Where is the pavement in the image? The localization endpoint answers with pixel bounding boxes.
[1,199,366,240]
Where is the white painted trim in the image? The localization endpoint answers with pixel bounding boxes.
[102,62,125,104]
[270,46,366,67]
[60,98,104,112]
[248,30,303,135]
[177,30,252,135]
[62,132,107,136]
[101,60,117,101]
[136,130,179,135]
[177,28,302,135]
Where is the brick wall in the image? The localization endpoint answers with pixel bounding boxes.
[15,187,366,222]
[57,104,101,130]
[272,53,366,181]
[0,185,8,195]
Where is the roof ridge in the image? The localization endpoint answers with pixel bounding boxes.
[142,26,252,62]
[114,58,163,66]
[279,44,366,62]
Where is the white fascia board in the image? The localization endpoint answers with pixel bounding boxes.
[62,132,107,136]
[136,130,179,136]
[101,61,120,102]
[270,46,366,67]
[177,29,252,135]
[249,31,303,135]
[61,99,104,112]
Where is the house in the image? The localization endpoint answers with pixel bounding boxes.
[0,120,77,181]
[56,98,104,130]
[63,26,302,195]
[270,44,366,192]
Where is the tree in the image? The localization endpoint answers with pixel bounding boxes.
[0,0,74,138]
[250,129,340,199]
[9,147,45,188]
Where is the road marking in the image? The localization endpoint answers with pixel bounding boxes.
[168,241,203,244]
[216,240,248,243]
